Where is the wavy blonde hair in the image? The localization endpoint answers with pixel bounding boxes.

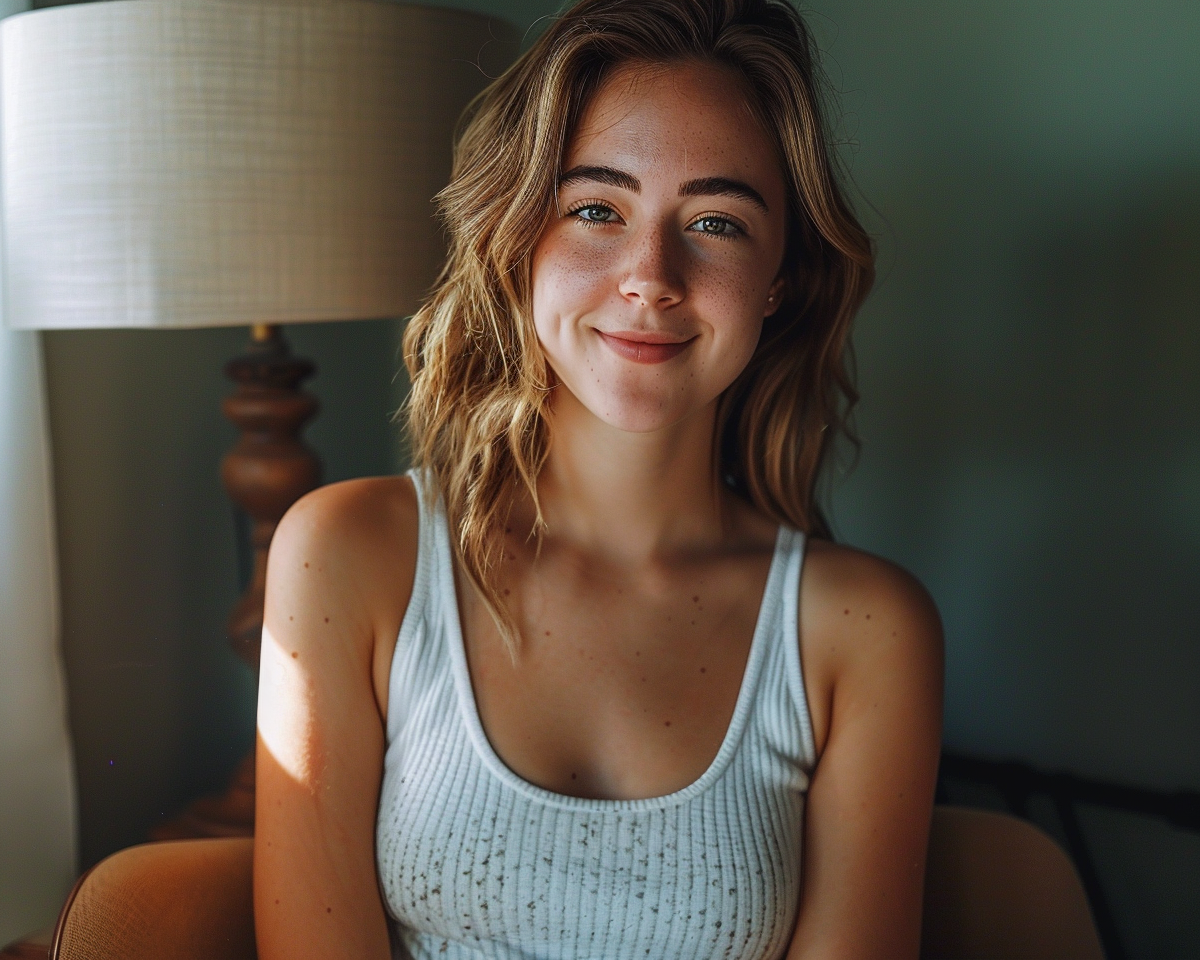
[403,0,875,649]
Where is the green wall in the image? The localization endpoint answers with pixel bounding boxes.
[38,0,1197,956]
[806,1,1200,955]
[810,0,1200,788]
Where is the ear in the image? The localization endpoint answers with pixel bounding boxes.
[764,277,786,318]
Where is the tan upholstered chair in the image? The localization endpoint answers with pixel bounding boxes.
[50,837,255,960]
[921,806,1104,959]
[48,807,1104,960]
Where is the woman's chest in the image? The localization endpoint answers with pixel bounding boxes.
[460,549,773,801]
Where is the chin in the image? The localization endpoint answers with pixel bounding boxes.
[574,383,709,435]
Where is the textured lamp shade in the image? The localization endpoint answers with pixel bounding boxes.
[0,0,515,330]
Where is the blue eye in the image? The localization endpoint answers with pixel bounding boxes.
[572,204,617,224]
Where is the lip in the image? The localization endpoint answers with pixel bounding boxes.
[597,329,695,364]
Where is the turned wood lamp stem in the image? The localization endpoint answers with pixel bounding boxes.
[152,324,319,839]
[221,323,321,668]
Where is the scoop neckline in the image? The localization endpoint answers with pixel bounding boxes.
[437,510,791,814]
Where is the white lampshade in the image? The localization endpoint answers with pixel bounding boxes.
[0,0,516,330]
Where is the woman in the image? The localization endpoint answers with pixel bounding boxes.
[255,0,943,957]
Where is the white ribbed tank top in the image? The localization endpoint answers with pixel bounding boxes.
[376,473,817,960]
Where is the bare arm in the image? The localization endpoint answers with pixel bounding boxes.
[254,477,417,960]
[786,543,944,960]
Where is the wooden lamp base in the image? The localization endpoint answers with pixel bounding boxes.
[152,323,320,840]
[0,326,320,958]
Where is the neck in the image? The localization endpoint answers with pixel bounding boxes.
[528,386,730,563]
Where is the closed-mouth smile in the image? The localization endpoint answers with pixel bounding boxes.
[596,329,695,364]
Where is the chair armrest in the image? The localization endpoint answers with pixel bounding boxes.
[922,805,1104,960]
[51,837,256,960]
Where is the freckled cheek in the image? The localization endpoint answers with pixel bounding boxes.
[532,238,614,348]
[693,266,768,364]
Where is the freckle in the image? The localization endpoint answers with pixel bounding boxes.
[324,617,329,623]
[843,609,850,615]
[692,595,699,603]
[504,589,511,596]
[505,527,512,534]
[641,676,647,682]
[866,614,871,619]
[635,650,640,656]
[700,667,706,673]
[664,721,671,727]
[288,616,293,621]
[571,772,577,780]
[291,652,298,659]
[304,562,309,568]
[545,630,551,636]
[892,631,897,637]
[275,899,279,905]
[690,620,696,626]
[326,907,332,914]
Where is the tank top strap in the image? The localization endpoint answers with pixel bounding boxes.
[384,468,444,743]
[749,526,818,775]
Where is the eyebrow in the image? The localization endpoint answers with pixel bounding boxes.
[558,165,641,193]
[557,165,769,213]
[679,176,769,213]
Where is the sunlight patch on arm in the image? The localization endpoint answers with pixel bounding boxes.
[258,625,326,793]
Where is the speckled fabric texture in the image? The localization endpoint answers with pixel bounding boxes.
[376,473,816,960]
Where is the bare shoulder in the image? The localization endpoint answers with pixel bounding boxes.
[265,475,420,697]
[801,538,942,646]
[798,539,944,757]
[271,474,418,568]
[788,542,944,955]
[256,474,417,959]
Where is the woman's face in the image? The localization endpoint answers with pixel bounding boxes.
[531,59,789,435]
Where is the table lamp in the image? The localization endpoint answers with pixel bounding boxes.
[1,0,515,836]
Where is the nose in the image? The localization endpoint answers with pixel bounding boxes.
[617,222,685,309]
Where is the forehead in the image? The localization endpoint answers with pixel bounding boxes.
[565,60,786,203]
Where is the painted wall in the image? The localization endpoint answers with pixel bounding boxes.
[31,0,1197,955]
[801,2,1200,956]
[0,336,76,944]
[0,0,78,943]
